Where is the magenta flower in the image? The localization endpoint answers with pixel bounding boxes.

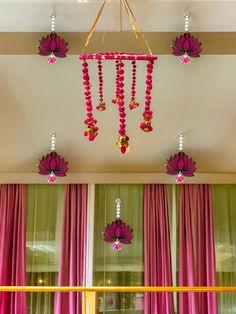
[38,151,69,177]
[103,219,134,245]
[166,151,196,177]
[172,32,202,59]
[38,32,69,58]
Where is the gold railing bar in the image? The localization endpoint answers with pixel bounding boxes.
[0,286,236,293]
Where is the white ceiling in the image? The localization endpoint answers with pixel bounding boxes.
[0,1,235,174]
[0,0,236,32]
[0,55,236,173]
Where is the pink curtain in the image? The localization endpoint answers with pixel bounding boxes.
[178,184,218,314]
[144,184,174,314]
[0,184,27,314]
[54,184,88,314]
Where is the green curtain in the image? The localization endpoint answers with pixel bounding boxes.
[93,184,144,313]
[212,185,236,314]
[26,184,65,314]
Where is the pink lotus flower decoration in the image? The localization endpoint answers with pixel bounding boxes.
[172,32,202,63]
[103,219,134,251]
[166,151,196,182]
[38,32,69,62]
[38,151,69,180]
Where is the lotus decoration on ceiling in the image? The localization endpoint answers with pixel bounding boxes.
[166,151,197,183]
[38,32,69,63]
[38,151,69,183]
[172,32,202,64]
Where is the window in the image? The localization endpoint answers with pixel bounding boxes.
[93,184,144,313]
[26,185,65,314]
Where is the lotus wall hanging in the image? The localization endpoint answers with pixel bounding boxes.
[38,132,69,183]
[103,199,134,251]
[172,13,202,64]
[166,132,197,183]
[38,13,69,64]
[79,0,158,154]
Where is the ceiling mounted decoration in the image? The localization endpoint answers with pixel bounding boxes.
[166,132,197,183]
[79,0,158,154]
[103,199,134,251]
[172,13,202,64]
[38,132,69,183]
[38,13,69,64]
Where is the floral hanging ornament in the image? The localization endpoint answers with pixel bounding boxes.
[82,60,99,141]
[103,198,134,251]
[166,132,197,183]
[172,13,202,64]
[79,0,158,154]
[38,132,69,183]
[38,13,69,64]
[96,59,106,111]
[129,60,140,110]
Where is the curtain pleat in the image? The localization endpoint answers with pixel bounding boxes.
[54,184,88,314]
[0,184,27,314]
[144,184,174,314]
[178,184,218,314]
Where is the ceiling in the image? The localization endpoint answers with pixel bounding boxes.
[1,0,236,32]
[0,0,236,175]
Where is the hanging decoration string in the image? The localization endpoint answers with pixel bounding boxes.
[184,13,190,33]
[178,132,184,151]
[50,132,56,151]
[122,0,144,53]
[81,0,153,55]
[115,198,121,219]
[81,0,107,55]
[122,0,153,55]
[51,13,56,33]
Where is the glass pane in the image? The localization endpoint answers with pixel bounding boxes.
[212,185,236,313]
[26,184,65,314]
[93,184,144,313]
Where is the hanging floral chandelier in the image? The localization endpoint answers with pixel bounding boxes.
[166,132,197,183]
[172,13,202,64]
[38,13,69,64]
[38,132,69,183]
[103,199,134,251]
[79,0,158,154]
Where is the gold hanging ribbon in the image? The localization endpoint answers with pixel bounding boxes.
[122,0,144,53]
[81,0,153,55]
[123,0,153,55]
[81,0,107,55]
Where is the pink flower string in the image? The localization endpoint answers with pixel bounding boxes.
[116,60,130,154]
[96,59,106,111]
[82,60,99,141]
[112,60,120,105]
[129,60,139,110]
[140,60,154,132]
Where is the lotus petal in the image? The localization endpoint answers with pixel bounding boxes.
[115,226,122,238]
